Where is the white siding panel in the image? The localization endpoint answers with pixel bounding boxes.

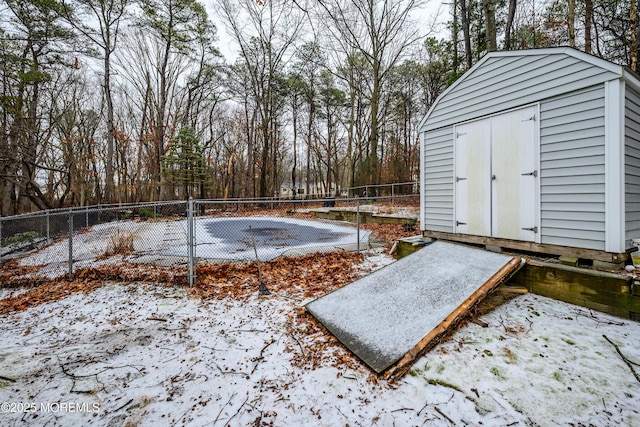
[543,210,604,221]
[543,174,609,186]
[541,164,605,177]
[424,54,618,132]
[539,85,606,250]
[542,135,604,154]
[543,202,606,212]
[626,85,640,241]
[423,127,454,232]
[542,183,605,194]
[540,117,605,135]
[541,144,604,161]
[543,155,604,169]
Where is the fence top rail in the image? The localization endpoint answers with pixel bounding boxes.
[0,193,419,221]
[0,200,188,221]
[345,181,418,191]
[194,194,418,205]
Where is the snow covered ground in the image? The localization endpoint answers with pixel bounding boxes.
[1,251,640,426]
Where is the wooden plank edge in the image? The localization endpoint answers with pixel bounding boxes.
[421,231,628,263]
[384,256,525,381]
[497,285,529,295]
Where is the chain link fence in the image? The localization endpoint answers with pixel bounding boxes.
[1,195,419,285]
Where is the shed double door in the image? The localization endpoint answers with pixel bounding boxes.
[454,106,539,243]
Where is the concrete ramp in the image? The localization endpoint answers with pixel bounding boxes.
[306,241,523,377]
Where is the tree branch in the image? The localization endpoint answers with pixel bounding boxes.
[603,334,640,383]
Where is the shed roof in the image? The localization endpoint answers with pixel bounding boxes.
[419,47,640,132]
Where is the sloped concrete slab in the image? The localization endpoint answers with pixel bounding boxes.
[306,241,520,373]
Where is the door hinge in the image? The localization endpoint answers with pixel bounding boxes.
[522,226,538,233]
[456,176,467,182]
[456,221,467,226]
[521,170,538,177]
[521,115,537,122]
[456,132,467,138]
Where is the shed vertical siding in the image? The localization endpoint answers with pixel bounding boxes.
[539,85,606,250]
[625,85,640,243]
[422,126,454,232]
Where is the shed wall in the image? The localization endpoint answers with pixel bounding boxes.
[423,53,618,132]
[422,126,454,232]
[422,84,608,251]
[625,85,640,243]
[539,85,606,250]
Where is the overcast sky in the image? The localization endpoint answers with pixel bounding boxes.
[206,1,448,63]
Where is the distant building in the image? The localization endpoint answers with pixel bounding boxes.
[278,182,340,199]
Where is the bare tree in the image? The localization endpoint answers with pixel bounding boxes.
[137,0,211,200]
[1,0,74,213]
[215,0,305,198]
[482,0,497,52]
[504,0,517,49]
[315,0,426,194]
[61,0,130,203]
[585,0,593,54]
[631,0,637,71]
[459,0,473,68]
[567,0,576,47]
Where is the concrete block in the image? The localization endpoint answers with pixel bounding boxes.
[558,255,579,267]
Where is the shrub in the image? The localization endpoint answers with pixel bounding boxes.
[402,219,417,232]
[2,231,39,247]
[103,229,137,257]
[136,207,158,220]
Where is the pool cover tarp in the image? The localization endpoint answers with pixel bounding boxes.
[306,241,522,374]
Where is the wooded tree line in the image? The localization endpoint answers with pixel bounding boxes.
[0,0,638,214]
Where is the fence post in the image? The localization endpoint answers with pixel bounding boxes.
[68,210,73,280]
[187,197,195,286]
[46,210,50,242]
[391,183,395,205]
[356,197,360,252]
[85,206,89,228]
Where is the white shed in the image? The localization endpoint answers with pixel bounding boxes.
[418,47,640,263]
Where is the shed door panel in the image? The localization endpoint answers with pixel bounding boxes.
[491,106,538,242]
[454,106,539,242]
[454,120,491,236]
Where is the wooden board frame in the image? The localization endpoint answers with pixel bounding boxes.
[422,230,628,263]
[385,256,524,380]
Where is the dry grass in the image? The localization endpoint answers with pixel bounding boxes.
[102,229,138,258]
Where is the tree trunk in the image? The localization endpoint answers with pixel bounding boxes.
[156,36,172,201]
[585,0,593,54]
[504,0,516,50]
[104,47,115,203]
[460,0,473,69]
[568,0,576,47]
[631,0,638,72]
[368,67,381,195]
[291,97,298,199]
[482,0,497,52]
[306,95,314,198]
